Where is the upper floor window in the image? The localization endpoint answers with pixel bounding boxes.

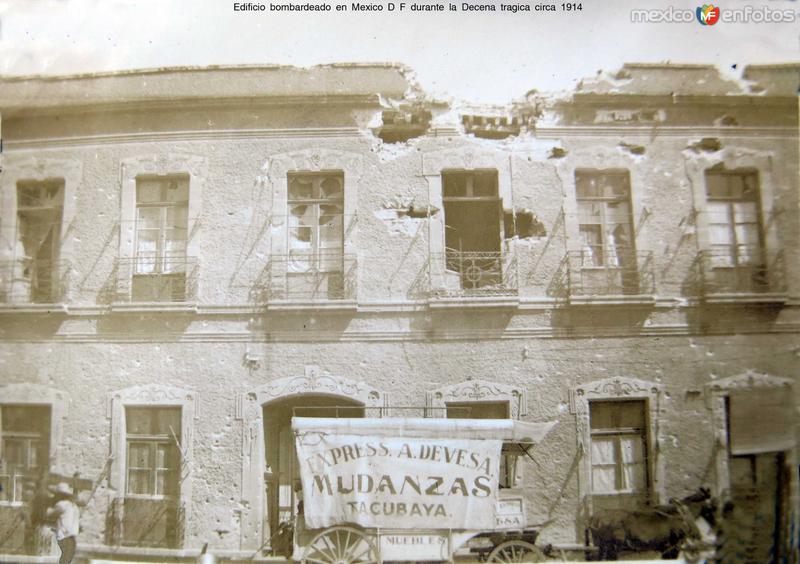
[13,180,65,303]
[442,170,507,292]
[705,170,762,268]
[132,176,189,301]
[0,405,50,504]
[285,172,346,299]
[288,172,344,270]
[589,400,648,499]
[575,170,634,268]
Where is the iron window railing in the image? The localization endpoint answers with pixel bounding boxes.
[258,252,358,301]
[0,259,70,304]
[695,248,786,295]
[115,255,198,303]
[567,249,655,296]
[107,496,184,549]
[429,248,518,298]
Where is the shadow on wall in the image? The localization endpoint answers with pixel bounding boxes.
[0,313,68,340]
[684,303,784,336]
[95,313,195,338]
[249,310,358,338]
[551,306,654,336]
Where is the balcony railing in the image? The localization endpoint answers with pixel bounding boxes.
[567,249,655,297]
[429,249,518,298]
[107,497,184,549]
[695,248,786,296]
[257,252,357,302]
[115,255,198,303]
[0,259,70,304]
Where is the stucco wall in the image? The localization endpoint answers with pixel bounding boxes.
[0,63,798,557]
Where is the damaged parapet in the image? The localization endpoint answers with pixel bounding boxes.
[460,97,540,140]
[462,114,522,139]
[375,104,433,143]
[742,63,800,96]
[550,62,798,128]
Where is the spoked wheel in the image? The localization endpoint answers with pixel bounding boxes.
[302,525,379,564]
[487,540,546,563]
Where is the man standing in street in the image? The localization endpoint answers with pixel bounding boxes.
[47,483,79,564]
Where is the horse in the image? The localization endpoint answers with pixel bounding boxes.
[587,487,717,561]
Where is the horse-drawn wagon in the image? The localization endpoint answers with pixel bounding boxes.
[289,415,556,563]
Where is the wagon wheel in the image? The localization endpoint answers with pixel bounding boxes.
[302,525,379,564]
[487,540,545,563]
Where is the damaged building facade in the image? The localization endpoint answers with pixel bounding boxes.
[0,62,798,562]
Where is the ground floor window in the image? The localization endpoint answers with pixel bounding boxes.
[121,406,182,548]
[589,400,648,502]
[446,401,518,489]
[0,405,50,504]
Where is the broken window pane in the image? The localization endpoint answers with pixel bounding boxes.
[15,181,64,303]
[288,176,314,200]
[319,177,343,200]
[285,173,344,282]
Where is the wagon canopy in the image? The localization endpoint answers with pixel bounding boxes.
[291,416,556,444]
[292,417,557,531]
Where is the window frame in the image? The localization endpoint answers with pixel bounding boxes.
[109,385,197,548]
[117,155,205,305]
[444,400,518,488]
[704,169,764,269]
[133,175,190,276]
[1,157,80,306]
[124,406,182,500]
[0,385,67,509]
[575,169,636,269]
[572,377,664,514]
[427,380,528,491]
[589,400,650,498]
[683,149,781,297]
[0,405,51,505]
[286,171,345,273]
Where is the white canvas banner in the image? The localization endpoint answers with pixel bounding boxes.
[295,432,503,530]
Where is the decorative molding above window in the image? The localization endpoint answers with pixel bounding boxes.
[426,378,528,419]
[246,365,388,409]
[571,376,665,512]
[705,370,793,395]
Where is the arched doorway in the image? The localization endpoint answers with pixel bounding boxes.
[241,366,388,553]
[263,395,364,537]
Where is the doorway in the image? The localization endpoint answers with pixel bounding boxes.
[262,395,364,541]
